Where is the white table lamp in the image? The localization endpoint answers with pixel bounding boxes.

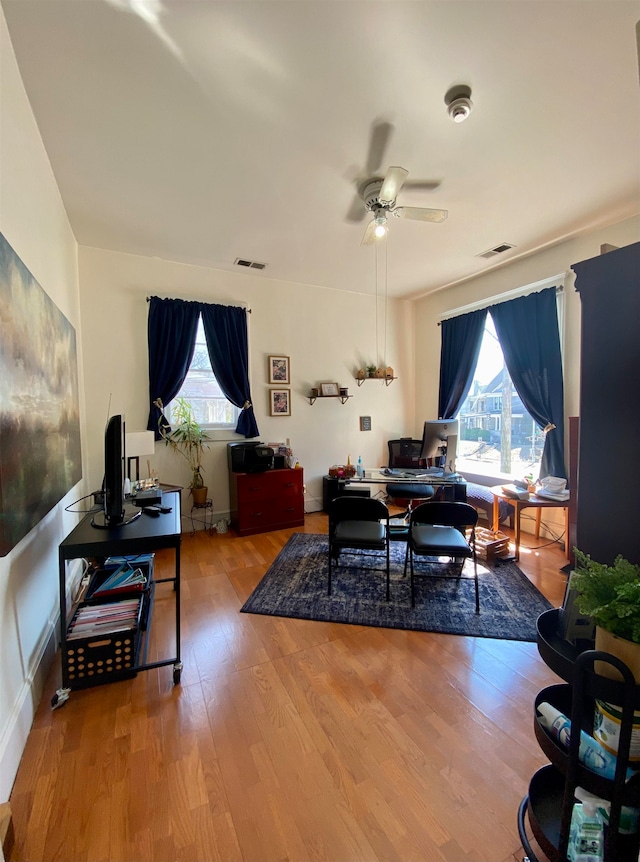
[125,431,156,481]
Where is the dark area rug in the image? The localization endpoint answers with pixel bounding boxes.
[241,532,554,642]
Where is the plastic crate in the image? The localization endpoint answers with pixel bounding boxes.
[63,593,147,688]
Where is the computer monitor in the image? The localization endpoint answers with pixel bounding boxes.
[91,414,141,529]
[419,419,459,472]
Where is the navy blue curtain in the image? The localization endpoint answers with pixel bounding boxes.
[146,297,200,439]
[438,307,488,419]
[489,287,566,480]
[200,303,259,438]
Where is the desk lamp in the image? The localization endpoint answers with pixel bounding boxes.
[125,431,155,482]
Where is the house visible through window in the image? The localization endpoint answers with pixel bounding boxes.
[455,314,544,479]
[167,316,240,429]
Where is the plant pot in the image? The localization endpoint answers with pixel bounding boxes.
[595,626,640,683]
[594,626,640,761]
[191,486,208,506]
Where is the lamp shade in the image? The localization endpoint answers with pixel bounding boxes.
[125,431,155,458]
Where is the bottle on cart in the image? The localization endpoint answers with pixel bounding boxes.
[567,787,604,862]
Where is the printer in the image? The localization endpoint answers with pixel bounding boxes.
[227,441,274,473]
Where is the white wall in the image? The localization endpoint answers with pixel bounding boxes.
[0,7,87,801]
[78,246,416,517]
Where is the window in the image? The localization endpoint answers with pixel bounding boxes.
[167,317,240,429]
[455,315,544,479]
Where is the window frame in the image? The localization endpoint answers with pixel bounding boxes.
[442,276,565,483]
[166,314,241,435]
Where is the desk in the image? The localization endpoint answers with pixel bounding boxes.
[55,488,182,706]
[347,470,467,502]
[490,486,569,561]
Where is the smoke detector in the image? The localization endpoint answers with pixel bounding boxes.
[445,85,473,123]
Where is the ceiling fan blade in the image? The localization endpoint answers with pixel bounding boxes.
[379,166,408,204]
[361,218,377,246]
[395,206,448,223]
[403,179,442,193]
[365,120,394,175]
[345,193,366,223]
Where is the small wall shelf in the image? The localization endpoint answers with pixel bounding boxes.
[356,376,397,387]
[308,394,353,405]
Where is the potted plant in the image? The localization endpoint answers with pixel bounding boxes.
[366,364,377,378]
[155,397,211,505]
[571,548,640,681]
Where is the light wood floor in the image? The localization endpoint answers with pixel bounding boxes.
[9,511,568,862]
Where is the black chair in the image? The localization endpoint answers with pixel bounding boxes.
[328,496,390,601]
[406,501,479,612]
[386,438,435,517]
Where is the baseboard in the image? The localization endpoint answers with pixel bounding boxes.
[0,616,57,803]
[184,507,231,532]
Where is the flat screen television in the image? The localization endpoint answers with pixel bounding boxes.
[91,414,141,528]
[419,419,459,472]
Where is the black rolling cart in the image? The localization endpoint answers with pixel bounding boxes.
[518,608,640,861]
[53,488,182,707]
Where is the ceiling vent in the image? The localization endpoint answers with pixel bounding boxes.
[234,258,267,270]
[477,242,516,260]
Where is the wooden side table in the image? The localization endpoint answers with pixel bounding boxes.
[490,486,570,561]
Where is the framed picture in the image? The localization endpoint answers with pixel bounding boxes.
[0,233,81,556]
[268,355,290,384]
[320,382,339,397]
[270,388,291,416]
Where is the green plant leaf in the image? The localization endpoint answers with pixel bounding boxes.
[157,397,210,488]
[572,548,640,643]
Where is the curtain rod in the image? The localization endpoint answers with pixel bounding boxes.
[437,273,566,324]
[145,296,251,311]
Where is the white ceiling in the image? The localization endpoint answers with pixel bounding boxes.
[3,0,639,299]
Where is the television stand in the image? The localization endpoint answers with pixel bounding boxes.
[54,487,182,707]
[90,503,142,529]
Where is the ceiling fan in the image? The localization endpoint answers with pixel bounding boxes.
[359,166,448,246]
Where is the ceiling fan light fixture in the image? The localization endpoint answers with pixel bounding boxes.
[373,215,387,238]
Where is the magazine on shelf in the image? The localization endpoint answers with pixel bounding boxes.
[87,561,148,599]
[66,597,141,640]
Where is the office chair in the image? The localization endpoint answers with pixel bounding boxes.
[406,501,479,612]
[327,496,391,601]
[385,438,435,518]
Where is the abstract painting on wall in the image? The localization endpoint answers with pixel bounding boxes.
[0,232,82,556]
